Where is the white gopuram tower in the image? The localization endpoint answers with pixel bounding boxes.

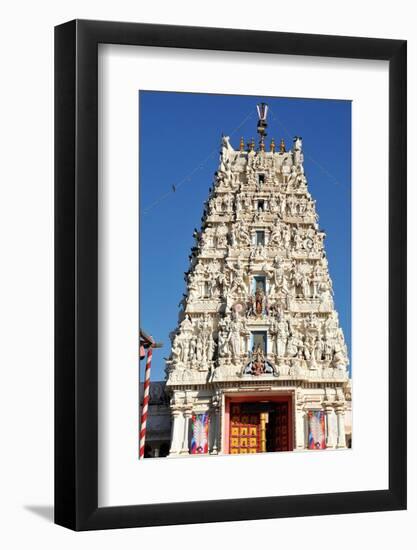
[165,104,351,456]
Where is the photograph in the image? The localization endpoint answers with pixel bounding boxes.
[0,1,409,542]
[139,92,352,458]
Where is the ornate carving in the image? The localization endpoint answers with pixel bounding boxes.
[166,133,349,388]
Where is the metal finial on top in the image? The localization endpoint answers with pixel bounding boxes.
[256,103,268,144]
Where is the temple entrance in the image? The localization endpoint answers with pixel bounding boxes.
[228,398,292,454]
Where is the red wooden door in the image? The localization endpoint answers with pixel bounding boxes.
[273,402,290,451]
[229,404,260,454]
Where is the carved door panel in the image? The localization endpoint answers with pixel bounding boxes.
[273,402,290,451]
[229,404,260,454]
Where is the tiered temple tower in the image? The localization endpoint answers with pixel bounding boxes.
[165,104,351,456]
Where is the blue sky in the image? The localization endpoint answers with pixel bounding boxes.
[139,91,351,380]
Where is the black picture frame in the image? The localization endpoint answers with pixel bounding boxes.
[55,19,407,531]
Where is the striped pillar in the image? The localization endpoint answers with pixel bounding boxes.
[139,347,152,459]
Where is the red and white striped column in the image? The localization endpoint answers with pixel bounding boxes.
[139,347,152,459]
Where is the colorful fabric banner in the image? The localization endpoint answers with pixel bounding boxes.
[190,413,210,454]
[308,410,326,450]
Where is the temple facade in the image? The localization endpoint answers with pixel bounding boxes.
[164,105,351,456]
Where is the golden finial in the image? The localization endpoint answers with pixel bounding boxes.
[280,138,286,153]
[248,138,255,152]
[259,139,265,152]
[270,139,276,152]
[240,137,245,151]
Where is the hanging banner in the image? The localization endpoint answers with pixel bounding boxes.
[190,413,210,454]
[308,410,326,450]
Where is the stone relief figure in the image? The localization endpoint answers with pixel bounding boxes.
[236,220,252,246]
[305,312,320,333]
[325,313,339,340]
[319,280,334,310]
[282,157,291,183]
[207,333,216,361]
[305,336,318,370]
[293,136,303,166]
[333,340,348,369]
[315,337,325,361]
[269,224,282,247]
[286,334,298,357]
[229,317,242,359]
[245,294,255,318]
[293,136,303,151]
[310,263,323,298]
[269,317,279,354]
[324,338,333,362]
[291,265,303,297]
[288,195,297,217]
[195,338,203,362]
[298,196,307,216]
[296,267,311,298]
[189,336,197,362]
[221,135,233,156]
[313,231,325,252]
[277,317,289,357]
[282,225,291,249]
[269,197,278,213]
[171,339,182,362]
[230,171,240,189]
[280,195,287,217]
[216,222,229,248]
[295,165,307,190]
[293,231,303,251]
[229,260,247,295]
[188,278,200,301]
[288,165,297,188]
[217,313,242,361]
[180,337,190,363]
[218,329,229,358]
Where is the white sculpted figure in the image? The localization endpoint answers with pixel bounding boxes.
[277,318,289,357]
[293,136,303,151]
[189,336,197,362]
[220,135,233,165]
[333,340,348,369]
[280,195,287,217]
[171,339,181,362]
[282,157,291,182]
[288,165,297,188]
[236,220,252,246]
[229,318,242,359]
[293,136,303,166]
[282,225,291,249]
[269,224,282,246]
[195,338,203,362]
[207,333,216,361]
[188,278,200,300]
[180,338,190,362]
[230,260,247,294]
[218,330,229,358]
